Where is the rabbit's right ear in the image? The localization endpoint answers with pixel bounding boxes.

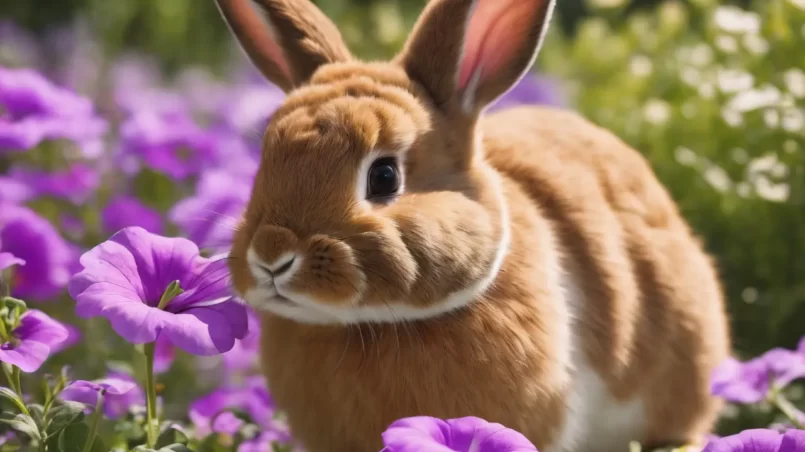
[398,0,556,115]
[215,0,353,92]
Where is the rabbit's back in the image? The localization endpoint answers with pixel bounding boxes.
[483,105,731,450]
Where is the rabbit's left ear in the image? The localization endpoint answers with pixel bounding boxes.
[397,0,556,115]
[215,0,353,93]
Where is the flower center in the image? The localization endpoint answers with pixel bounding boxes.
[174,146,194,162]
[157,280,184,311]
[0,334,21,350]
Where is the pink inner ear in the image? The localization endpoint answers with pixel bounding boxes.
[244,3,293,81]
[220,0,293,83]
[458,0,543,90]
[264,33,293,81]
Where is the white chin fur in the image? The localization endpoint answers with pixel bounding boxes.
[244,169,511,326]
[244,287,338,325]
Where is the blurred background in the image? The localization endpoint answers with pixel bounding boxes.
[2,0,803,438]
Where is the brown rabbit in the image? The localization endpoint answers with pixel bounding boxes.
[218,0,732,451]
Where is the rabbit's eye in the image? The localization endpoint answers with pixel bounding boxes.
[367,157,400,200]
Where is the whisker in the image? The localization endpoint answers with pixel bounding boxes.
[333,326,351,373]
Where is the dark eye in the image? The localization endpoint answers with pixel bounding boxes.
[367,157,400,199]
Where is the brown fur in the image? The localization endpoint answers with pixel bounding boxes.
[218,0,732,451]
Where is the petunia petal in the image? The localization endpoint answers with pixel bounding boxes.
[710,357,769,404]
[0,252,25,271]
[153,334,175,374]
[14,310,70,349]
[702,429,785,452]
[382,417,454,452]
[76,298,166,344]
[64,377,136,396]
[69,239,147,303]
[168,255,234,313]
[0,340,49,373]
[60,372,144,419]
[108,226,200,303]
[779,430,805,452]
[160,306,237,355]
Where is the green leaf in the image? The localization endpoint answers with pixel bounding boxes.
[0,413,41,441]
[0,388,25,414]
[193,435,228,452]
[131,447,158,452]
[158,445,193,452]
[1,297,27,311]
[53,422,106,452]
[45,401,86,435]
[105,360,135,376]
[155,423,188,448]
[48,366,73,401]
[272,444,293,452]
[114,418,146,441]
[27,404,44,430]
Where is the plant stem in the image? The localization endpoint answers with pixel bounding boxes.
[143,342,159,447]
[3,365,30,416]
[771,390,805,429]
[81,392,104,452]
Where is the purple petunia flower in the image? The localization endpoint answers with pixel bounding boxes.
[119,109,218,180]
[0,310,69,372]
[0,177,33,204]
[60,371,144,419]
[169,169,251,252]
[488,73,565,113]
[6,163,100,204]
[101,195,163,235]
[189,376,284,439]
[381,416,539,452]
[711,348,805,404]
[0,66,107,155]
[0,203,75,301]
[702,429,805,452]
[68,226,248,355]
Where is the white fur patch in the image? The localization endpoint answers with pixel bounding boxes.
[546,261,647,452]
[245,248,337,324]
[244,287,336,324]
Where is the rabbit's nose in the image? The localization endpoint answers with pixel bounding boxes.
[251,224,299,266]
